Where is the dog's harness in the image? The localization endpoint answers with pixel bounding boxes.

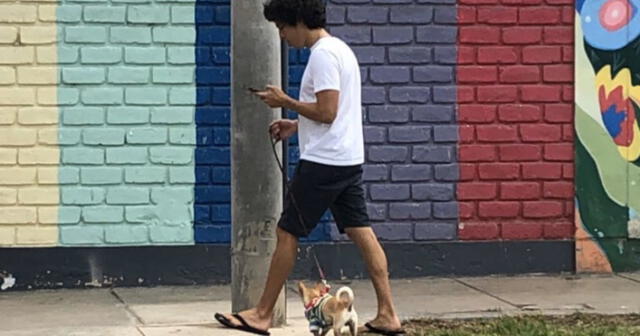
[304,293,331,332]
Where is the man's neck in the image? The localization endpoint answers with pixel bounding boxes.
[305,28,330,48]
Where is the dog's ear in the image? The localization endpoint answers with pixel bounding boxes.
[314,281,327,292]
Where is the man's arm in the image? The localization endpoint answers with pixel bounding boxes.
[256,85,339,124]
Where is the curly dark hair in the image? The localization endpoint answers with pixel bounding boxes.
[263,0,326,29]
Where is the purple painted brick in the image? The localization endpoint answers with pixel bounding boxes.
[362,87,386,105]
[373,223,413,241]
[433,86,457,103]
[389,47,432,64]
[390,6,433,24]
[432,202,458,219]
[348,6,388,24]
[364,126,386,144]
[368,146,408,163]
[412,105,454,122]
[414,222,456,240]
[326,6,346,24]
[331,26,371,44]
[370,184,410,201]
[369,106,410,123]
[434,7,457,23]
[389,126,431,143]
[353,46,385,64]
[370,67,410,84]
[434,46,457,65]
[416,26,457,43]
[367,203,387,221]
[434,164,459,181]
[390,87,431,103]
[360,68,368,83]
[413,66,453,83]
[412,145,454,163]
[372,27,414,45]
[391,164,433,181]
[389,203,431,219]
[433,125,458,143]
[417,0,456,3]
[412,183,454,201]
[373,0,412,3]
[363,164,388,182]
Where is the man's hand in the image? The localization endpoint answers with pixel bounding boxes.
[269,119,298,141]
[254,85,291,108]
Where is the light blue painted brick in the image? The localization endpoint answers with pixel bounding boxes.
[81,167,122,185]
[171,7,194,24]
[152,67,193,84]
[62,148,104,165]
[58,206,81,224]
[124,47,165,64]
[149,147,193,164]
[58,167,80,184]
[62,68,105,84]
[80,47,122,64]
[82,88,123,105]
[169,128,196,145]
[104,226,149,244]
[62,107,103,125]
[169,167,194,183]
[156,0,194,3]
[125,88,166,105]
[151,187,193,204]
[107,107,149,124]
[150,225,192,243]
[57,129,81,144]
[65,27,107,43]
[106,147,147,164]
[57,47,79,64]
[68,0,107,3]
[126,128,167,144]
[61,188,105,205]
[59,226,104,245]
[152,27,194,44]
[125,205,155,223]
[57,88,80,106]
[167,47,195,64]
[84,6,126,23]
[125,167,166,183]
[108,67,149,84]
[57,6,82,23]
[110,27,151,44]
[128,6,169,23]
[106,187,149,204]
[83,206,124,223]
[169,88,195,105]
[151,107,193,124]
[112,0,149,3]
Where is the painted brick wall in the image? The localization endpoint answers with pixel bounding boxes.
[456,0,575,240]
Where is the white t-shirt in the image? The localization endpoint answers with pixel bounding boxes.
[297,36,364,166]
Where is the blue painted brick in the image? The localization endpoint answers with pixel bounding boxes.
[172,6,196,24]
[106,148,147,164]
[416,26,457,43]
[412,145,454,163]
[211,204,230,222]
[110,27,151,44]
[151,107,194,124]
[434,164,459,181]
[128,6,169,23]
[433,202,458,219]
[125,88,167,105]
[213,127,230,145]
[63,148,104,165]
[389,126,431,143]
[352,47,385,65]
[347,6,388,24]
[299,49,310,62]
[84,6,126,23]
[81,168,122,185]
[196,166,211,184]
[412,183,454,201]
[414,223,456,240]
[364,126,386,144]
[125,167,166,183]
[198,27,230,45]
[169,128,196,145]
[211,88,230,104]
[83,206,124,223]
[370,66,410,84]
[215,6,230,23]
[390,6,433,23]
[66,27,107,43]
[168,47,195,64]
[391,165,433,181]
[369,106,410,123]
[417,0,456,3]
[150,147,193,164]
[195,205,211,224]
[368,146,407,163]
[372,27,413,44]
[412,105,454,122]
[83,128,125,145]
[413,66,454,83]
[126,128,167,144]
[327,6,346,24]
[195,226,230,243]
[362,87,386,105]
[106,187,149,204]
[195,148,230,164]
[331,26,371,44]
[389,47,432,64]
[125,47,165,64]
[195,186,230,203]
[373,223,413,241]
[433,86,457,103]
[196,47,211,64]
[80,47,122,64]
[212,167,230,184]
[367,203,387,221]
[153,27,195,44]
[434,47,457,64]
[433,125,458,142]
[169,167,195,184]
[196,128,213,145]
[389,87,430,103]
[434,6,457,24]
[62,107,103,125]
[389,203,431,219]
[370,184,410,201]
[363,164,388,182]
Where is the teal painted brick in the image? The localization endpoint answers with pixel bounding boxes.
[84,6,126,23]
[58,167,80,184]
[59,226,104,245]
[126,128,166,144]
[169,167,195,183]
[82,88,123,105]
[106,147,147,164]
[125,88,166,105]
[57,47,79,64]
[152,67,193,84]
[128,6,169,23]
[61,188,105,205]
[80,47,122,64]
[149,147,192,164]
[152,27,194,44]
[81,167,123,184]
[108,67,149,84]
[112,0,149,3]
[125,205,155,223]
[169,88,195,105]
[83,128,125,145]
[57,6,82,23]
[110,27,151,44]
[151,187,192,204]
[171,7,194,24]
[62,107,103,125]
[62,68,105,84]
[156,0,195,3]
[167,47,194,64]
[56,129,81,144]
[68,0,107,3]
[151,107,193,124]
[106,187,149,204]
[58,206,82,224]
[57,88,80,106]
[104,226,149,244]
[107,107,149,124]
[169,128,196,145]
[62,148,104,165]
[125,167,166,183]
[65,27,107,43]
[150,225,192,243]
[83,206,124,223]
[124,47,165,64]
[126,204,191,225]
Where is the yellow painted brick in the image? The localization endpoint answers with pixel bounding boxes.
[36,87,58,105]
[18,107,57,125]
[38,206,57,224]
[0,188,16,204]
[0,168,36,185]
[0,88,35,106]
[0,46,34,64]
[0,148,16,165]
[18,187,58,205]
[38,5,56,22]
[37,167,57,184]
[0,5,37,23]
[17,67,57,85]
[0,128,36,146]
[0,207,37,224]
[19,26,57,45]
[18,147,58,165]
[0,67,15,85]
[36,46,57,64]
[16,226,57,246]
[0,227,15,245]
[37,129,60,145]
[0,27,17,44]
[0,107,16,124]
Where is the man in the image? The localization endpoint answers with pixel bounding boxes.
[215,0,404,335]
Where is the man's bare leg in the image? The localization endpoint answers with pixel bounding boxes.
[220,227,298,331]
[345,227,402,331]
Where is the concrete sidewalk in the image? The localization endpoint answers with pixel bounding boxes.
[2,273,640,335]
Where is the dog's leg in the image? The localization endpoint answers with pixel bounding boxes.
[312,331,320,336]
[320,328,330,336]
[347,319,357,336]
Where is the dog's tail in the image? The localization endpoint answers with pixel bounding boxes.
[336,286,355,311]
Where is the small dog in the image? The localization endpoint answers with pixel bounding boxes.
[298,280,358,336]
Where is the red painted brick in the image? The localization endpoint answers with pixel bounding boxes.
[459,125,476,143]
[460,163,477,181]
[522,162,562,179]
[519,7,561,24]
[477,86,518,103]
[477,46,518,64]
[547,0,573,4]
[459,66,498,83]
[479,201,520,218]
[500,182,540,200]
[460,27,501,44]
[563,85,574,101]
[478,163,520,180]
[562,46,573,63]
[502,222,543,240]
[499,144,542,161]
[458,46,476,64]
[459,144,497,162]
[520,124,562,142]
[459,222,500,240]
[458,104,497,123]
[543,221,574,239]
[457,86,476,103]
[501,0,543,5]
[499,65,540,84]
[543,181,574,199]
[562,163,574,178]
[564,200,574,216]
[562,6,574,23]
[459,202,476,219]
[476,125,519,142]
[544,143,573,161]
[543,65,573,83]
[498,104,542,122]
[544,27,573,44]
[458,6,477,24]
[523,201,563,218]
[502,27,542,44]
[522,46,562,64]
[457,182,498,200]
[562,124,574,141]
[521,85,562,102]
[544,104,573,123]
[477,7,518,24]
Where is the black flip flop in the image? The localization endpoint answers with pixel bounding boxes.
[363,322,406,336]
[214,313,271,336]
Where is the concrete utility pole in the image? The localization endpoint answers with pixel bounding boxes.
[231,0,285,327]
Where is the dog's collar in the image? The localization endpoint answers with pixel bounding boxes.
[304,293,330,311]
